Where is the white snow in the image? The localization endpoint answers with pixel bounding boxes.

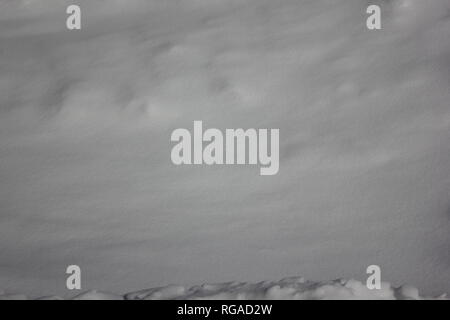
[0,0,449,297]
[1,277,447,300]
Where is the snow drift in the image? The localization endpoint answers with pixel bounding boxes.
[1,277,447,300]
[0,0,450,298]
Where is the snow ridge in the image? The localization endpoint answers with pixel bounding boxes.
[1,277,447,300]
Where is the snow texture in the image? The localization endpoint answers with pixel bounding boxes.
[0,277,447,300]
[0,0,449,297]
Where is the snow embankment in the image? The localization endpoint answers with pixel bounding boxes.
[1,277,447,300]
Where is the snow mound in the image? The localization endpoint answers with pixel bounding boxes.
[1,278,447,300]
[123,278,447,300]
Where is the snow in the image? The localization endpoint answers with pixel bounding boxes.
[0,0,450,297]
[0,277,447,300]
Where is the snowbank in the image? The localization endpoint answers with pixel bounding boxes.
[1,0,450,297]
[1,277,447,300]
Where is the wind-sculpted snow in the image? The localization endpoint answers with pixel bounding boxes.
[1,277,447,300]
[1,0,450,297]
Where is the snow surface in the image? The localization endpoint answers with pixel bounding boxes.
[0,0,450,297]
[0,277,447,300]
